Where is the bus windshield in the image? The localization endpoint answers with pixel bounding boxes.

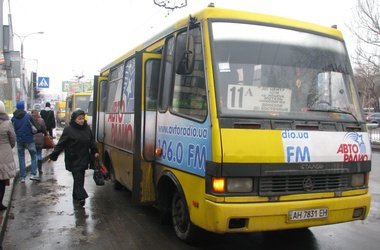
[211,22,363,122]
[75,95,91,112]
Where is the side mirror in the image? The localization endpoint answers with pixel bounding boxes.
[175,34,195,75]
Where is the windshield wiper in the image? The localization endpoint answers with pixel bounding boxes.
[307,107,360,125]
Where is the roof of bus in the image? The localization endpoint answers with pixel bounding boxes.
[100,6,344,74]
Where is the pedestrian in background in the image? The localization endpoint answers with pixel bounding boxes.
[31,109,47,175]
[11,101,40,182]
[40,102,55,137]
[0,101,17,210]
[48,109,98,207]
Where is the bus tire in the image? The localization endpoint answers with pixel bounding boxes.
[171,190,199,243]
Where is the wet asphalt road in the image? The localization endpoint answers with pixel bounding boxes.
[2,148,380,249]
[1,157,190,250]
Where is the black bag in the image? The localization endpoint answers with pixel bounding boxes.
[93,159,105,186]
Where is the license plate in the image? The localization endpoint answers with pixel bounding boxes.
[288,208,328,221]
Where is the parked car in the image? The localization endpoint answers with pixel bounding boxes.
[366,112,380,123]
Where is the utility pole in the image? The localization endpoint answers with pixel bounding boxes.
[13,31,44,109]
[0,0,4,101]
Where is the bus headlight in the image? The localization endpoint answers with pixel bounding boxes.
[227,178,253,193]
[351,173,365,187]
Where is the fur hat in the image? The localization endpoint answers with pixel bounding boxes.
[71,109,85,121]
[0,101,5,113]
[16,101,25,110]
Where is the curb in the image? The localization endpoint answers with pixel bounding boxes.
[0,177,16,247]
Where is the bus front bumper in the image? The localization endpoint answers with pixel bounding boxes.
[202,193,371,233]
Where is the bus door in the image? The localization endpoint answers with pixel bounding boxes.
[93,76,108,143]
[133,51,161,204]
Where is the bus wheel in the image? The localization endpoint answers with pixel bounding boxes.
[171,191,198,243]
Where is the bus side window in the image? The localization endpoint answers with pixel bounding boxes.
[145,59,161,110]
[158,36,175,112]
[122,58,136,113]
[99,80,108,112]
[171,26,207,121]
[106,64,124,113]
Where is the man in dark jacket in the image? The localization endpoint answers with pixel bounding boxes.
[40,102,56,137]
[48,109,98,207]
[11,101,40,182]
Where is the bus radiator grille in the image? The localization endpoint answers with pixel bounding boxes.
[259,174,350,196]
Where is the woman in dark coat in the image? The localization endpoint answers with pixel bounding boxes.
[48,109,98,206]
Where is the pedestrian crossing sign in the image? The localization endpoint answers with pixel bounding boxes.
[37,77,50,88]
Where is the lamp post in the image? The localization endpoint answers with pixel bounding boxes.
[14,31,44,109]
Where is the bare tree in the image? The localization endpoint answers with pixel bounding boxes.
[355,68,379,109]
[153,0,187,10]
[349,0,380,110]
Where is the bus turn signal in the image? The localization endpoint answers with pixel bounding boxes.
[212,177,225,193]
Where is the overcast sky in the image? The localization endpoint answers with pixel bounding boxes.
[4,0,358,91]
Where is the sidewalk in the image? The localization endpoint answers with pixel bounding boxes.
[0,125,62,246]
[0,147,52,244]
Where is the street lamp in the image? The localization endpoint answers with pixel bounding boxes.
[13,31,44,109]
[14,31,44,59]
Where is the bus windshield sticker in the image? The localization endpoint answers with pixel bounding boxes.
[219,62,231,73]
[227,84,291,112]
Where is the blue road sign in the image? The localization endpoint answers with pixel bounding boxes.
[37,77,50,88]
